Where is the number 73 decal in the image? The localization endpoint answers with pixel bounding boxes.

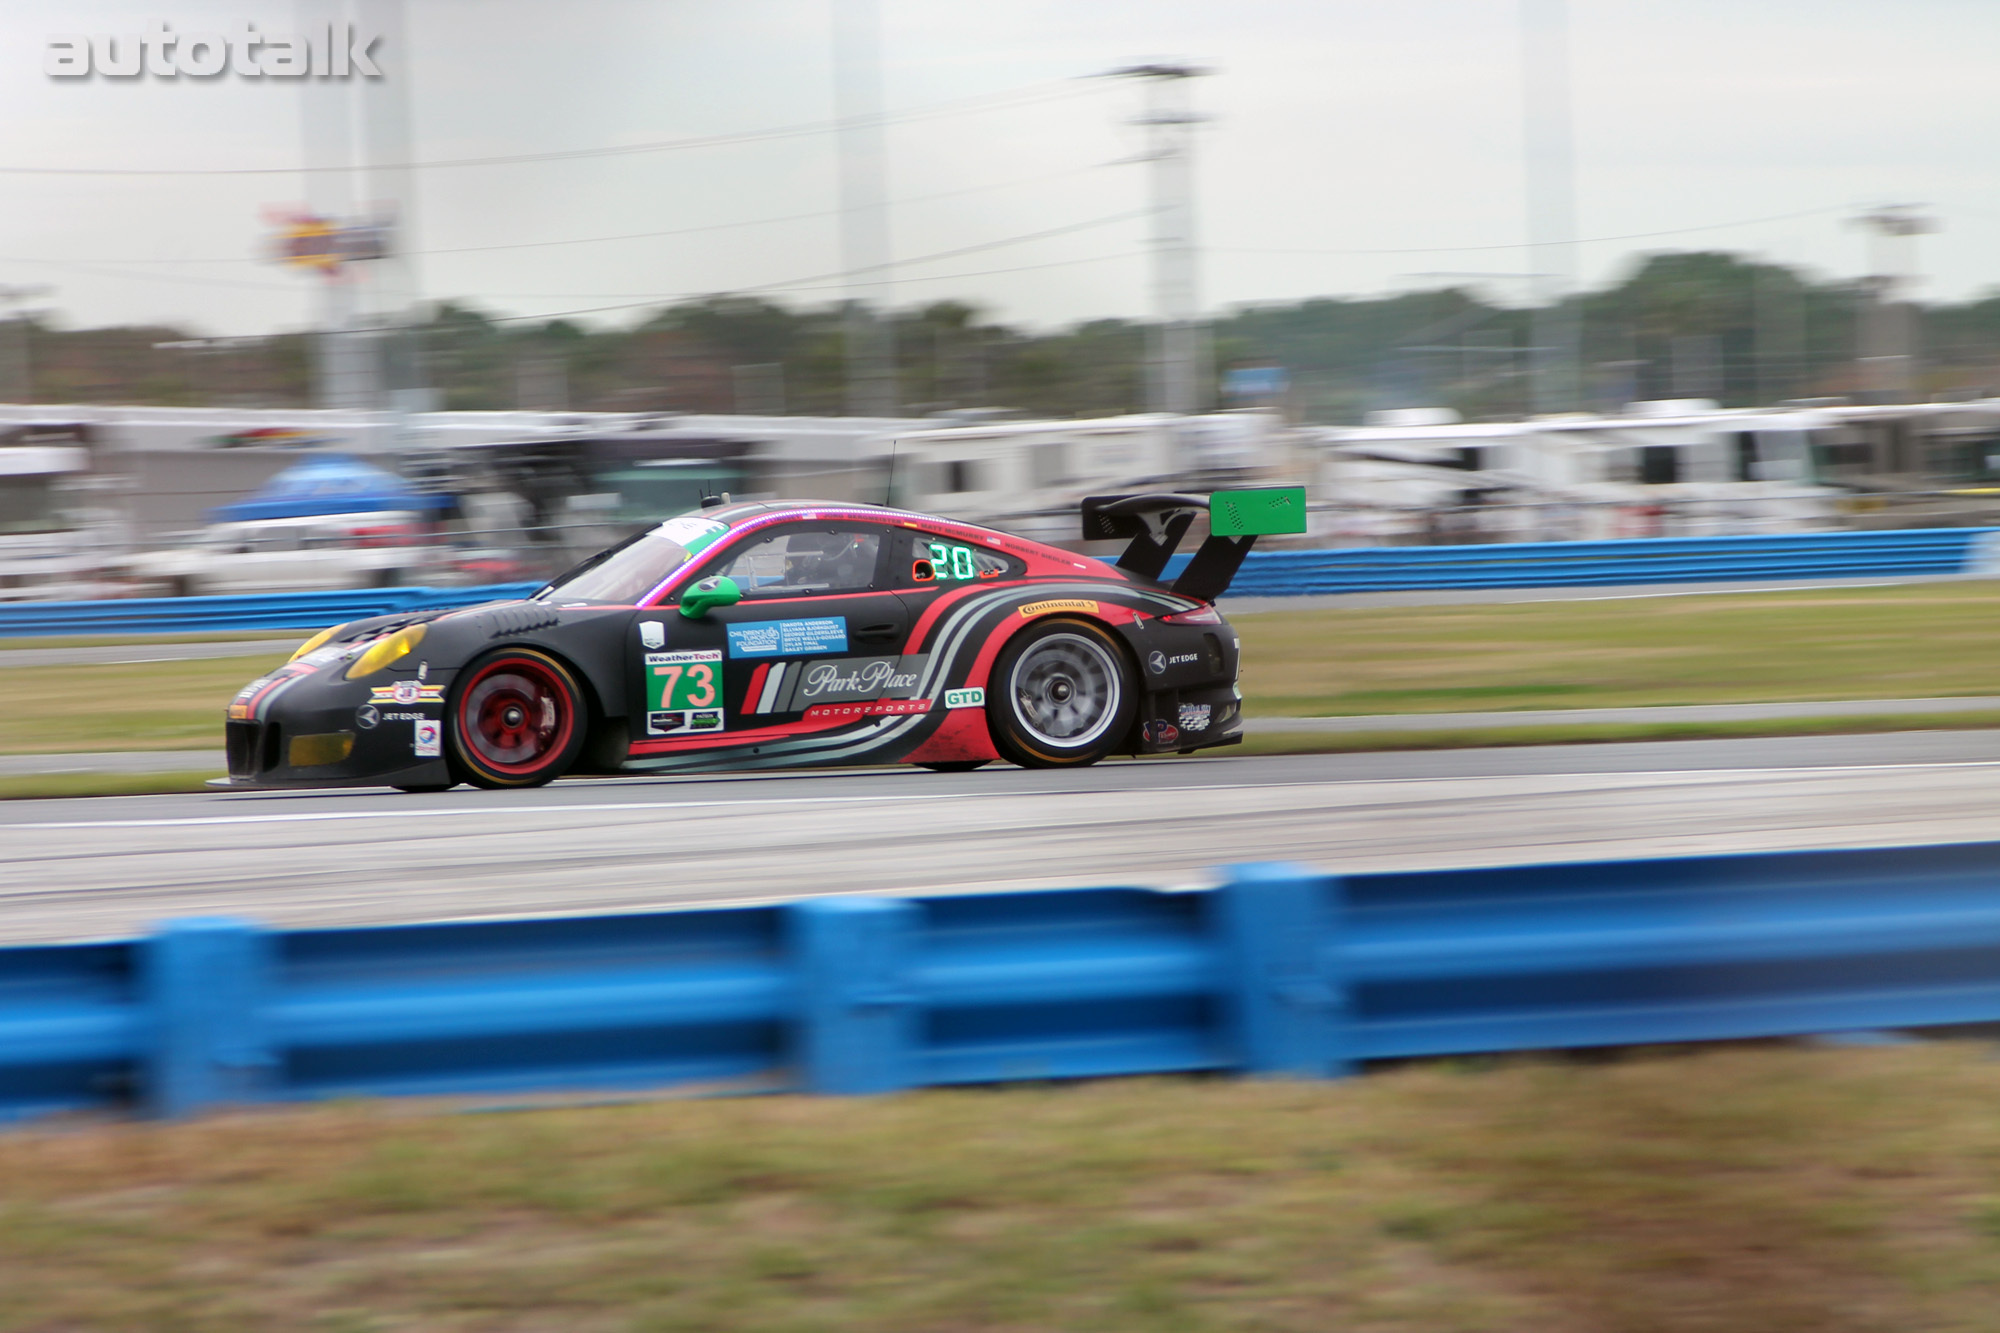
[645,649,722,710]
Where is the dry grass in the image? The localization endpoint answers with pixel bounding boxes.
[12,583,2000,759]
[1234,582,2000,715]
[0,656,286,753]
[9,1046,2000,1331]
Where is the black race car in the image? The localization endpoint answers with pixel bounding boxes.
[221,489,1304,791]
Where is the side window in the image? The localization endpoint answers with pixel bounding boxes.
[906,533,1019,587]
[714,525,884,598]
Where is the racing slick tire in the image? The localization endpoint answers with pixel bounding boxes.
[448,647,588,789]
[988,617,1136,769]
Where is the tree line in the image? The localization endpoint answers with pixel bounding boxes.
[15,251,2000,422]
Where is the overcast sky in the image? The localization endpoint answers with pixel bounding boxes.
[4,0,1998,336]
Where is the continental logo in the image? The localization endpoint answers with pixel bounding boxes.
[1017,598,1099,617]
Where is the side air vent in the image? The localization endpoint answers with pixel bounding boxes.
[487,604,564,638]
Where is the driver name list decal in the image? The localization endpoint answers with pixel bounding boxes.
[725,617,849,658]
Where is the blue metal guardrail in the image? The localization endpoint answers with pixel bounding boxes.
[0,528,1990,636]
[1175,525,1992,596]
[0,582,544,636]
[10,841,2000,1121]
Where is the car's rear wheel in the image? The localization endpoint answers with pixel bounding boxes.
[449,648,586,789]
[988,618,1135,769]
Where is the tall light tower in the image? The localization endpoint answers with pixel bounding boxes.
[1520,0,1580,414]
[1113,63,1209,417]
[1853,204,1937,404]
[293,0,376,415]
[833,0,896,418]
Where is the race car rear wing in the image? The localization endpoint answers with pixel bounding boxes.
[1081,487,1307,602]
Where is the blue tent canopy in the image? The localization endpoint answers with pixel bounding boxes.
[210,453,454,522]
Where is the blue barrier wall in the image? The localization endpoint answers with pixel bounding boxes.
[11,841,2000,1121]
[0,582,543,637]
[2,528,1985,635]
[1167,526,1991,596]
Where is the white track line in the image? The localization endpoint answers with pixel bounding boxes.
[13,760,2000,830]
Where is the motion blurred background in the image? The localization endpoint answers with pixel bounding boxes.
[8,0,2000,597]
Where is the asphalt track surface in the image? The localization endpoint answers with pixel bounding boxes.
[5,730,2000,943]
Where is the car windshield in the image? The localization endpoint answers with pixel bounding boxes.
[536,514,730,604]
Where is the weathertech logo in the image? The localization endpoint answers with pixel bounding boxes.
[1018,598,1098,617]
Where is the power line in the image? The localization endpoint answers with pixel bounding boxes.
[2,164,1112,269]
[412,210,1151,301]
[0,80,1109,179]
[0,210,1150,307]
[1214,204,1850,258]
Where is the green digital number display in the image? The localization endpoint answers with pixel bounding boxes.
[916,541,995,582]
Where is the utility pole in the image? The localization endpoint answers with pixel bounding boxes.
[833,0,896,417]
[0,285,51,404]
[1112,63,1209,417]
[1852,205,1937,404]
[1520,0,1580,415]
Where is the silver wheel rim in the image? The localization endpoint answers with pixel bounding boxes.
[1008,632,1121,750]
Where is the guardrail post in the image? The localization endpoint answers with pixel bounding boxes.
[1215,863,1348,1077]
[139,918,275,1118]
[788,896,920,1094]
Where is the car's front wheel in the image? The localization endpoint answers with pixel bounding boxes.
[449,648,587,789]
[988,618,1135,768]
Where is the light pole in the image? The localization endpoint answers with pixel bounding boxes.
[0,284,52,404]
[1520,0,1580,415]
[833,0,896,418]
[1852,205,1937,404]
[1109,63,1210,417]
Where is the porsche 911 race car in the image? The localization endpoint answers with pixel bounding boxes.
[220,489,1304,791]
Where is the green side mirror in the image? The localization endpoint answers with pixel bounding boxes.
[678,574,742,620]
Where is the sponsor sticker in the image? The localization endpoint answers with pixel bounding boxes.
[1142,720,1181,747]
[803,700,933,721]
[647,649,723,723]
[1178,702,1212,732]
[1018,598,1098,618]
[648,708,726,735]
[726,617,848,658]
[371,680,445,705]
[354,703,380,730]
[413,719,442,757]
[944,687,985,709]
[1146,650,1201,675]
[639,620,666,649]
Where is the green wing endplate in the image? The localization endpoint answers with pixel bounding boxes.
[1208,487,1308,537]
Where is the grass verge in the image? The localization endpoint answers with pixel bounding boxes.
[6,1045,2000,1332]
[12,582,2000,764]
[1224,709,2000,755]
[1233,581,2000,715]
[0,771,220,800]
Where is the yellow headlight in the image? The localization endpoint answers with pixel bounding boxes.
[290,623,347,663]
[343,623,427,680]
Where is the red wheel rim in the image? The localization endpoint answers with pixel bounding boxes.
[457,657,574,775]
